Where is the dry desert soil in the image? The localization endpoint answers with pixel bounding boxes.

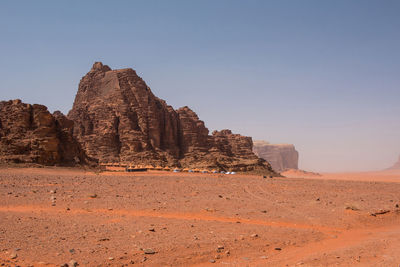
[1,167,400,266]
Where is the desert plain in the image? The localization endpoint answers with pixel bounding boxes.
[0,167,399,267]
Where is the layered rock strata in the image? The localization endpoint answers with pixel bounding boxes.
[253,140,299,172]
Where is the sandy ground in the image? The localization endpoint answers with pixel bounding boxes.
[1,168,400,266]
[282,169,400,183]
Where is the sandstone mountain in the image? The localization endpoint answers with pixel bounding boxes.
[388,155,400,170]
[67,62,273,173]
[253,140,299,172]
[0,99,87,165]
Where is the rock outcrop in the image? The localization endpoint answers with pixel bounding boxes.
[0,99,86,165]
[387,155,400,170]
[253,140,299,172]
[68,62,273,173]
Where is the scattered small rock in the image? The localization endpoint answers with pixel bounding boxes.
[69,248,75,254]
[316,198,320,201]
[148,228,155,232]
[108,257,114,260]
[143,248,156,255]
[209,259,216,263]
[275,247,282,251]
[68,260,78,267]
[261,210,267,213]
[251,234,258,238]
[89,193,97,198]
[370,210,390,216]
[10,252,17,259]
[260,255,268,259]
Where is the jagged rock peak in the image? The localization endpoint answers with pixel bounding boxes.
[90,62,111,72]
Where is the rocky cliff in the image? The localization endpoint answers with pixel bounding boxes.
[68,62,273,173]
[253,140,299,172]
[0,99,86,165]
[388,155,400,170]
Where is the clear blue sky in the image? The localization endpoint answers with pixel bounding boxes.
[1,0,399,172]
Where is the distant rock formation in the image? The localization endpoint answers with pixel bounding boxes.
[388,155,400,170]
[67,62,274,173]
[0,99,87,165]
[253,140,299,172]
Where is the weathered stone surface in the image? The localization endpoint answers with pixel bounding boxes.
[253,140,299,172]
[68,62,181,167]
[0,100,86,165]
[388,155,400,170]
[177,106,209,155]
[68,62,274,173]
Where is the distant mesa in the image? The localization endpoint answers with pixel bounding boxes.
[387,155,400,170]
[0,62,277,174]
[253,140,299,172]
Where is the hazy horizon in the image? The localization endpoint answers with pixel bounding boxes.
[1,1,399,172]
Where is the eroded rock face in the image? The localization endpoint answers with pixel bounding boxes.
[0,100,86,165]
[253,140,299,172]
[68,62,273,173]
[68,62,181,166]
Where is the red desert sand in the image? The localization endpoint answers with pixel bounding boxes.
[1,167,400,266]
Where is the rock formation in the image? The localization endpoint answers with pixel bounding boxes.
[0,99,86,165]
[387,155,400,170]
[68,62,273,173]
[253,140,299,172]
